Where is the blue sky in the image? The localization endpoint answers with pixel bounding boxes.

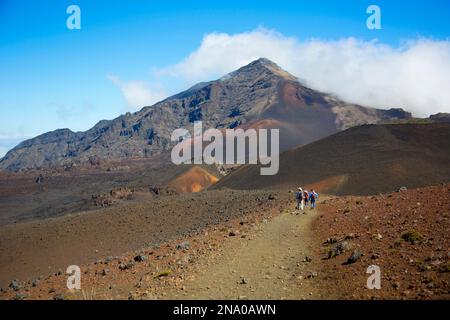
[1,0,450,156]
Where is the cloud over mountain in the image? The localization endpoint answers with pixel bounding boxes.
[108,75,167,110]
[158,28,450,117]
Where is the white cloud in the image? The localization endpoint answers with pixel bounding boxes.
[157,28,450,117]
[108,75,167,111]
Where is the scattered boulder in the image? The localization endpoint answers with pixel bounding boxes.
[176,241,190,250]
[9,279,21,291]
[397,186,408,192]
[373,233,383,240]
[328,241,350,259]
[104,256,114,264]
[134,254,148,262]
[303,256,313,263]
[307,271,318,279]
[118,262,134,271]
[229,231,239,237]
[149,186,160,195]
[345,250,362,264]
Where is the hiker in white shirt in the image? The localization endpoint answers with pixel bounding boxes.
[295,187,304,210]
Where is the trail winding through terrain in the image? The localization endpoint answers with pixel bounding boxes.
[165,206,321,300]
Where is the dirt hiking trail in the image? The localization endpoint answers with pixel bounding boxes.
[164,204,323,300]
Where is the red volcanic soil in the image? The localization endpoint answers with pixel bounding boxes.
[312,184,450,299]
[234,79,341,153]
[0,200,287,300]
[167,166,219,193]
[240,119,285,131]
[0,157,223,225]
[0,189,289,289]
[304,175,349,192]
[214,123,450,195]
[0,184,448,300]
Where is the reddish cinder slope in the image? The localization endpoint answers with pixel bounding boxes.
[168,166,219,193]
[313,184,450,299]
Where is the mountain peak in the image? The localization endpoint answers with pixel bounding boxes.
[0,56,413,171]
[221,58,297,82]
[250,57,279,67]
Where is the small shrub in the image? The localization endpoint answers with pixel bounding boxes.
[401,231,424,244]
[155,269,171,278]
[418,263,432,272]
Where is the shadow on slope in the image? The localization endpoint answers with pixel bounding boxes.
[213,123,450,195]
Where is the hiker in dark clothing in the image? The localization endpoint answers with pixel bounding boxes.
[295,187,304,210]
[35,174,44,184]
[303,190,309,208]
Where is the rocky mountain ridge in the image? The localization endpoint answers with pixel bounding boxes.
[0,58,412,171]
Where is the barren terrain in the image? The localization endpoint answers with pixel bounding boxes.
[1,184,448,300]
[0,188,289,289]
[0,158,220,225]
[215,123,450,195]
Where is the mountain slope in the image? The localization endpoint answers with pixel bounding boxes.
[0,58,411,171]
[213,123,450,195]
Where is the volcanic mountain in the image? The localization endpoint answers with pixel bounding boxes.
[0,58,411,171]
[213,123,450,195]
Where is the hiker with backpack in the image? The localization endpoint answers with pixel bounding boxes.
[310,189,318,209]
[295,187,304,210]
[303,189,309,208]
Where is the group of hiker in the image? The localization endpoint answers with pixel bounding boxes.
[295,187,318,210]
